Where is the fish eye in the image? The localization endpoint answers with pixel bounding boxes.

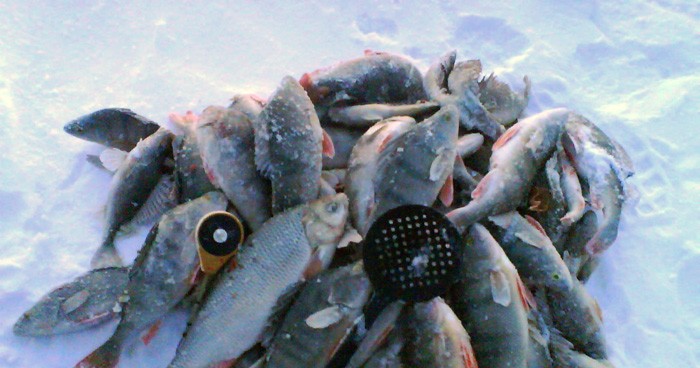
[325,202,339,213]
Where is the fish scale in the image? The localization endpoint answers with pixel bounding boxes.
[169,208,312,367]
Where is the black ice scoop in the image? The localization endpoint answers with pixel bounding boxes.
[362,204,463,327]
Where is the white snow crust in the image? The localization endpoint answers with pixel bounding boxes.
[0,1,698,367]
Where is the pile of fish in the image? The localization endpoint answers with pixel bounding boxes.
[14,50,633,368]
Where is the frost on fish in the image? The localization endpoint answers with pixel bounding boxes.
[256,76,324,214]
[478,74,531,127]
[423,49,457,100]
[63,108,160,151]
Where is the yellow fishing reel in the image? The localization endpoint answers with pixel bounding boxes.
[195,211,244,274]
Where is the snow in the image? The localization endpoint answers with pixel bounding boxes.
[0,1,698,367]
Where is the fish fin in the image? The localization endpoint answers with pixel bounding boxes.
[61,290,91,315]
[162,111,197,136]
[338,227,362,249]
[560,131,579,163]
[306,305,344,329]
[439,174,454,207]
[489,269,512,307]
[492,123,521,150]
[322,129,336,158]
[429,149,453,181]
[459,337,479,368]
[74,338,120,368]
[90,242,123,269]
[140,320,162,345]
[75,311,111,325]
[211,359,237,368]
[516,275,537,312]
[261,281,303,348]
[524,215,548,237]
[471,171,491,199]
[99,148,128,172]
[304,246,331,279]
[130,174,177,226]
[377,133,394,153]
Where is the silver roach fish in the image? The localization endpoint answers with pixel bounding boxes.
[264,262,371,368]
[75,192,229,368]
[448,108,571,233]
[63,108,160,151]
[169,112,217,203]
[367,106,459,227]
[167,194,350,368]
[400,297,479,368]
[562,113,633,255]
[197,106,271,230]
[256,76,334,214]
[451,223,533,368]
[485,211,573,291]
[91,127,174,269]
[300,51,426,111]
[13,267,129,336]
[345,116,416,234]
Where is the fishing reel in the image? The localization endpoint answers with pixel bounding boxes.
[195,211,244,274]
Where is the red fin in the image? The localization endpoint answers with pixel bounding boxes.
[303,254,324,280]
[74,342,120,368]
[439,174,454,207]
[471,172,491,199]
[212,358,237,368]
[515,275,537,312]
[377,134,393,153]
[492,124,521,150]
[299,73,312,91]
[322,129,336,158]
[524,215,547,237]
[460,339,479,368]
[141,320,162,345]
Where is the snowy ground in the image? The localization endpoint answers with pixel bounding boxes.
[0,1,698,367]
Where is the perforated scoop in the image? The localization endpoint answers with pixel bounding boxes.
[362,205,463,327]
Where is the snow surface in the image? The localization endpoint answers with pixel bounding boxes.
[0,1,698,367]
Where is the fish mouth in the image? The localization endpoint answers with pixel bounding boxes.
[63,122,83,135]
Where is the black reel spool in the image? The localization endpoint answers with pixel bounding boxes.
[362,204,463,327]
[196,211,244,274]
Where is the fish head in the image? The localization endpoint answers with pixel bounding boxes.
[13,300,68,336]
[63,119,88,138]
[463,223,509,275]
[418,105,460,152]
[303,193,350,249]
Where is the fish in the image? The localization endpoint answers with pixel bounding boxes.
[423,50,457,101]
[264,262,371,368]
[346,300,406,368]
[549,329,614,368]
[450,223,531,368]
[477,74,531,127]
[558,149,586,226]
[91,128,174,269]
[299,51,425,109]
[546,280,607,360]
[360,328,404,368]
[447,108,571,233]
[328,102,439,128]
[63,108,160,151]
[197,106,271,230]
[441,60,504,140]
[172,123,217,203]
[562,113,632,255]
[75,192,229,368]
[229,94,266,122]
[400,297,478,368]
[485,211,573,291]
[526,308,553,368]
[367,106,459,227]
[167,194,350,368]
[345,116,416,234]
[128,174,178,226]
[456,133,484,159]
[322,126,365,170]
[256,76,332,214]
[13,267,129,337]
[452,156,483,205]
[528,152,572,252]
[561,210,601,283]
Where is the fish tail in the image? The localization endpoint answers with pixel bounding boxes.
[74,338,121,368]
[90,239,123,269]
